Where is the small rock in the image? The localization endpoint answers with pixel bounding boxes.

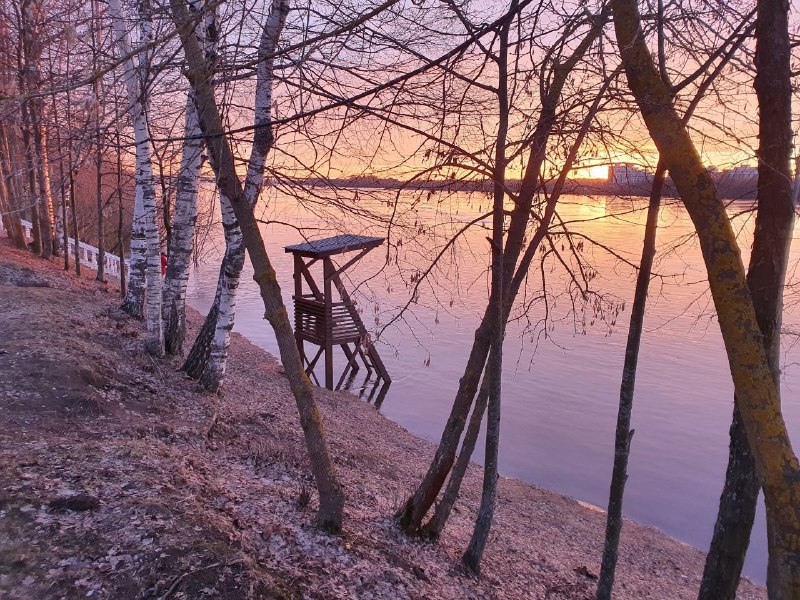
[574,565,597,580]
[49,494,101,512]
[411,565,430,582]
[79,368,109,389]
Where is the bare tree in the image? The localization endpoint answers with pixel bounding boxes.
[610,0,800,594]
[110,0,163,354]
[170,0,345,530]
[182,0,288,391]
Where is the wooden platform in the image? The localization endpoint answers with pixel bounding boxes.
[285,234,390,390]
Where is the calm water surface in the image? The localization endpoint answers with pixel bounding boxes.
[186,190,800,583]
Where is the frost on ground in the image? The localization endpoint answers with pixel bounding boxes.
[0,240,765,600]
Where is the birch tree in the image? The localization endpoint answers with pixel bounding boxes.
[170,0,345,531]
[110,0,163,355]
[182,0,288,391]
[163,0,218,356]
[18,0,57,259]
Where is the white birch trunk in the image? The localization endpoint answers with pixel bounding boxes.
[110,0,163,355]
[185,0,288,390]
[199,194,244,390]
[163,93,202,354]
[118,1,146,317]
[202,0,289,389]
[164,1,217,355]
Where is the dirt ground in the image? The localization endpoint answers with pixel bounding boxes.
[0,240,766,599]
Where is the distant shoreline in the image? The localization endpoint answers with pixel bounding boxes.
[289,176,759,201]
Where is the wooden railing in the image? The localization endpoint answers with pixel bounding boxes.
[1,218,128,281]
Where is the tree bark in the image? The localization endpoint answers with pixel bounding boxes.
[18,98,42,255]
[610,0,800,595]
[170,0,344,531]
[463,15,509,571]
[596,164,664,600]
[30,100,55,259]
[164,0,217,355]
[183,0,288,390]
[423,371,490,540]
[164,93,203,355]
[111,0,163,355]
[19,0,55,259]
[699,407,759,600]
[0,124,27,249]
[700,0,794,595]
[92,0,104,281]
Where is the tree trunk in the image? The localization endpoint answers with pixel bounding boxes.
[0,125,27,249]
[69,167,80,276]
[58,148,69,270]
[184,0,288,390]
[424,366,490,536]
[463,17,509,572]
[110,0,163,355]
[699,408,759,600]
[183,277,221,379]
[700,0,795,595]
[117,118,126,297]
[164,0,219,355]
[92,0,104,279]
[18,98,42,255]
[197,200,244,391]
[183,194,245,390]
[610,0,800,595]
[596,164,664,600]
[119,0,148,317]
[95,138,105,280]
[170,0,345,530]
[396,10,608,535]
[398,31,613,535]
[30,100,54,259]
[19,0,55,259]
[164,93,203,355]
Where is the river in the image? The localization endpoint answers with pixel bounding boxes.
[186,188,800,583]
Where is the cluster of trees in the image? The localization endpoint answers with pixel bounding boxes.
[1,0,798,596]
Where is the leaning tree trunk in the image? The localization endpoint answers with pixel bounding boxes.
[610,0,800,595]
[171,0,345,530]
[182,194,245,389]
[423,369,490,540]
[110,0,163,355]
[700,0,795,595]
[184,0,288,391]
[398,14,609,535]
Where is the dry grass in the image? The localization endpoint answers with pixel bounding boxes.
[0,240,765,599]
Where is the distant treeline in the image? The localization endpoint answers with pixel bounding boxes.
[304,175,758,201]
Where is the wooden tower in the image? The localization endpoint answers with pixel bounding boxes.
[285,234,391,390]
